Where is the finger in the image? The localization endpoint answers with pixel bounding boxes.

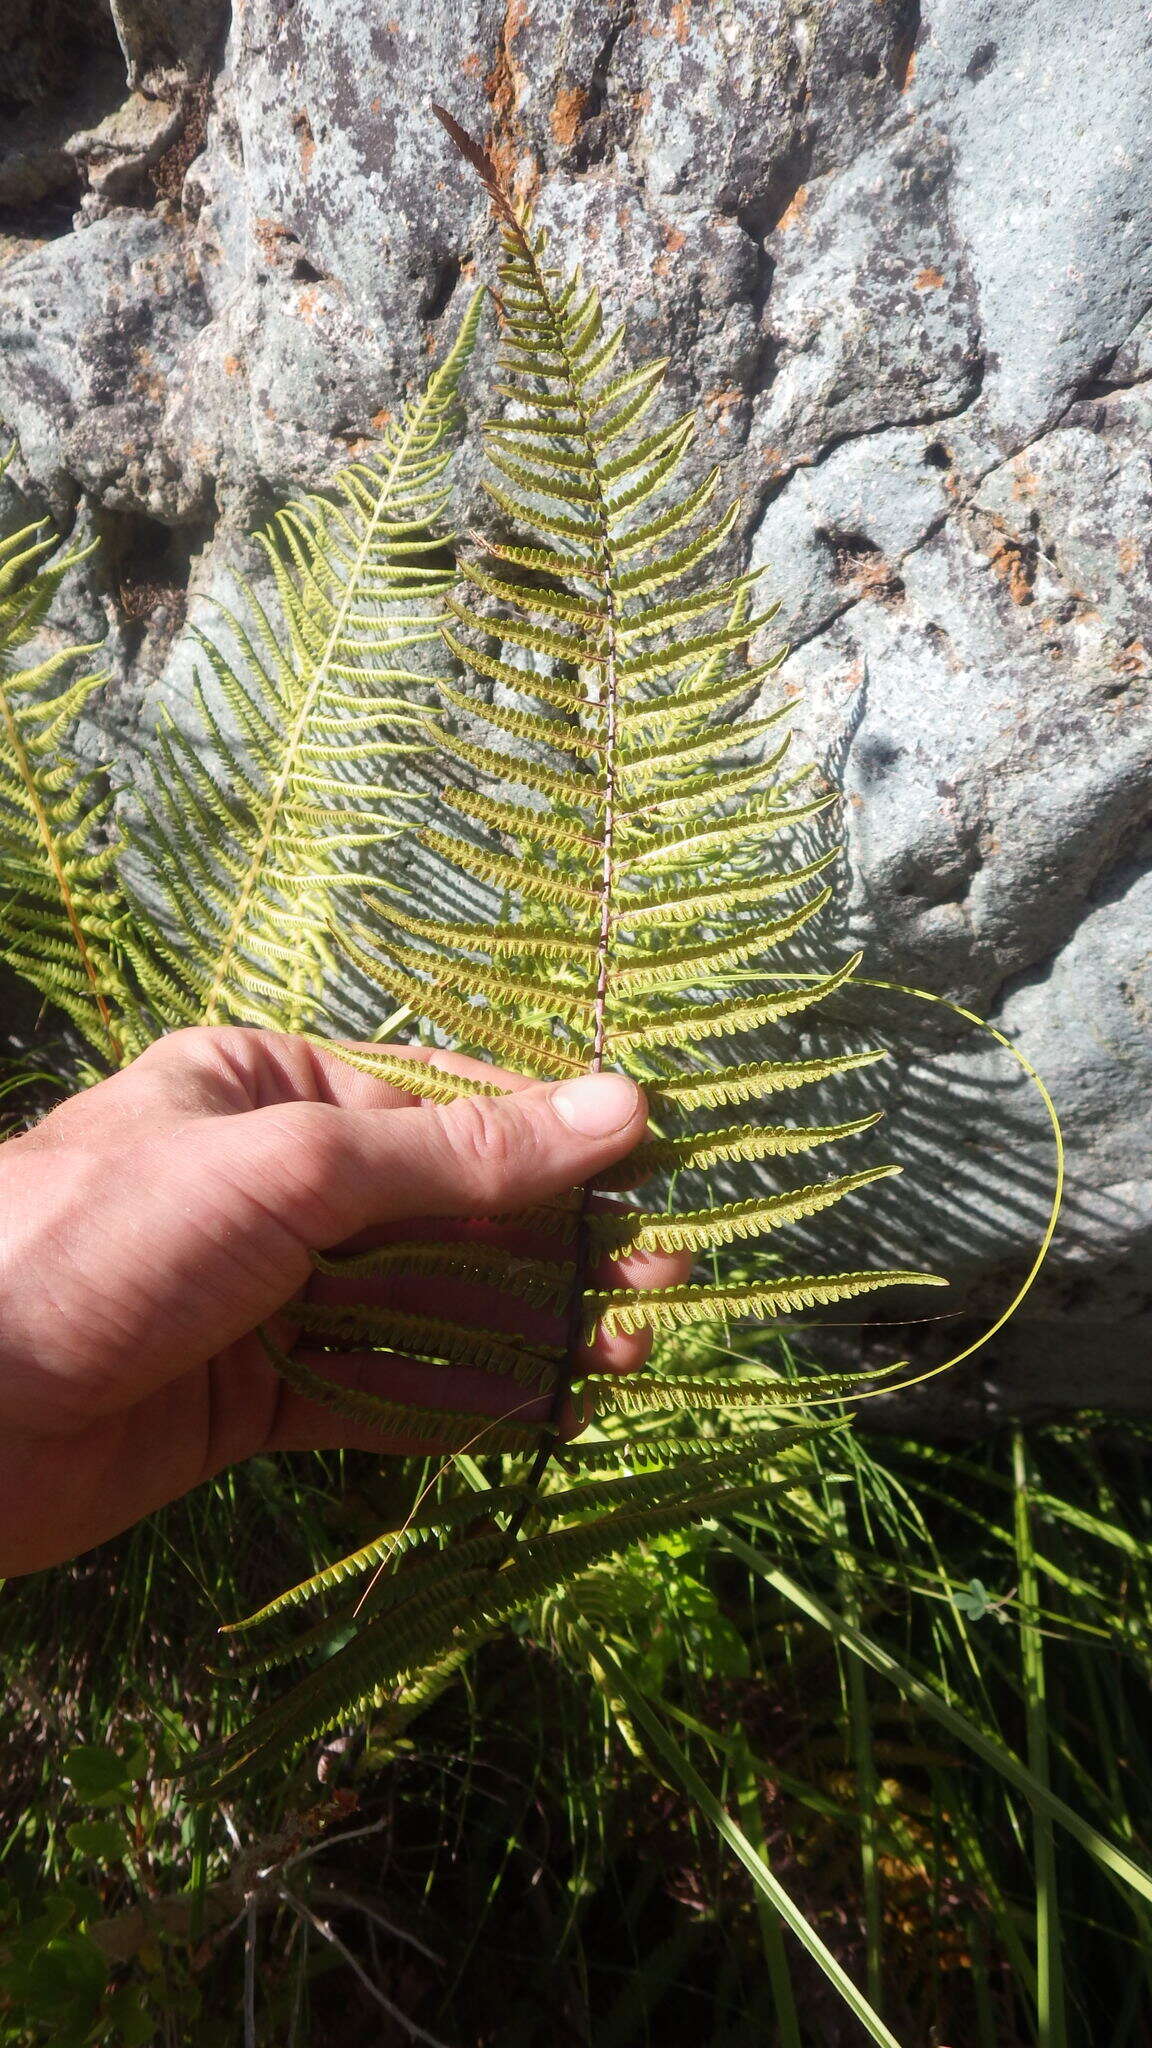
[124,1028,541,1116]
[221,1070,649,1251]
[289,1041,541,1108]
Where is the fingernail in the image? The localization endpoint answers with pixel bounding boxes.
[550,1072,641,1137]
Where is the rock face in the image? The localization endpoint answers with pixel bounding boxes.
[1,0,1150,1417]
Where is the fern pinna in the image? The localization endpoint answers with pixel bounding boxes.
[208,123,945,1778]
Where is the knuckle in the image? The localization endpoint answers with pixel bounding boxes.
[443,1095,528,1207]
[256,1102,349,1230]
[270,1100,343,1175]
[137,1024,226,1063]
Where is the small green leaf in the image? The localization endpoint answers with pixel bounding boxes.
[15,1930,107,2025]
[102,1986,156,2046]
[61,1743,141,1808]
[65,1818,132,1864]
[954,1577,992,1620]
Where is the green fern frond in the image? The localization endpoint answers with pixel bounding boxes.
[308,1039,503,1101]
[647,1051,886,1112]
[587,1375,870,1416]
[598,1112,884,1185]
[0,492,144,1065]
[125,288,485,1036]
[210,1462,798,1784]
[314,1237,573,1307]
[558,1419,840,1472]
[294,1300,561,1381]
[227,1424,832,1645]
[313,112,946,1486]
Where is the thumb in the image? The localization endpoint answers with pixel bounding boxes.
[236,1070,648,1247]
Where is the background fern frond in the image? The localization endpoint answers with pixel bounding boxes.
[0,490,143,1066]
[123,288,485,1037]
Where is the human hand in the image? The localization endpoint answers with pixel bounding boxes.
[0,1028,685,1575]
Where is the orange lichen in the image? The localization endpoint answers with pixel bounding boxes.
[914,265,945,291]
[983,525,1036,605]
[775,186,808,231]
[1113,639,1147,674]
[253,217,287,261]
[550,85,589,147]
[484,0,539,202]
[704,386,746,421]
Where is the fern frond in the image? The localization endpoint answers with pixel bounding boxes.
[599,1112,882,1187]
[210,1462,799,1783]
[226,1428,829,1637]
[605,961,865,1052]
[646,1051,886,1112]
[212,118,948,1770]
[258,1330,540,1453]
[125,288,484,1036]
[0,497,142,1064]
[617,795,838,872]
[314,113,947,1499]
[587,1374,873,1417]
[295,1300,561,1381]
[558,1418,839,1472]
[312,1041,504,1101]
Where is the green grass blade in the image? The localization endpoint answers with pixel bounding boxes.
[577,1625,906,2048]
[1013,1427,1068,2048]
[730,1731,803,2048]
[830,1492,884,2017]
[722,1531,1152,1912]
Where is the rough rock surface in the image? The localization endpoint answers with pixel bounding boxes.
[1,0,1150,1417]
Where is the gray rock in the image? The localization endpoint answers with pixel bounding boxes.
[0,211,210,520]
[0,0,1150,1414]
